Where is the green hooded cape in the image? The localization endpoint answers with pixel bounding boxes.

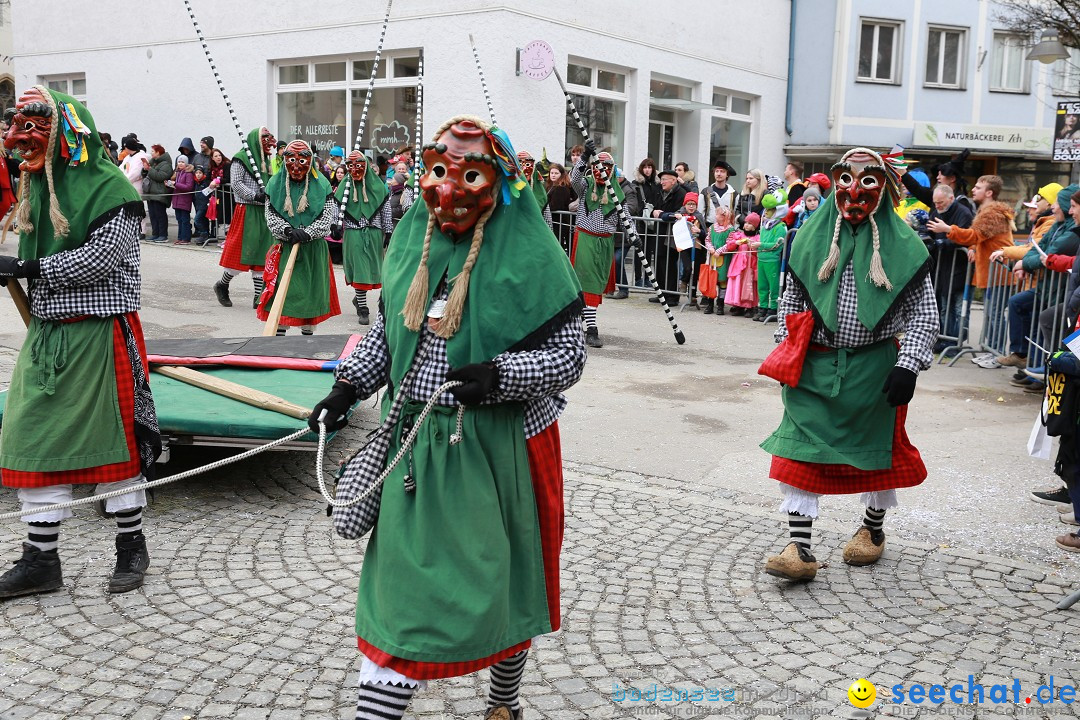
[381,193,583,389]
[528,173,548,210]
[233,127,271,181]
[18,89,142,261]
[582,172,625,215]
[266,168,333,229]
[334,171,389,223]
[786,193,930,336]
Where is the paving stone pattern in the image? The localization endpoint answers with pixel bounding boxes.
[0,426,1077,720]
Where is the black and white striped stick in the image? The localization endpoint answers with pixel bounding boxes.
[338,0,394,221]
[552,67,686,345]
[411,58,424,195]
[182,0,265,190]
[468,34,498,126]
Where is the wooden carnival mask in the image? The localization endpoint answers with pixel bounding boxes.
[260,128,277,158]
[832,151,886,226]
[591,152,615,186]
[420,120,498,236]
[3,87,54,174]
[516,150,535,182]
[283,140,312,181]
[345,150,367,183]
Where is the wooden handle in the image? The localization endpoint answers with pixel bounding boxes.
[152,365,313,420]
[262,243,300,337]
[6,278,31,327]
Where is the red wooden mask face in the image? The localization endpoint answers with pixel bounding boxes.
[4,87,53,174]
[283,140,312,181]
[832,152,885,225]
[419,120,498,235]
[345,150,367,183]
[260,128,277,157]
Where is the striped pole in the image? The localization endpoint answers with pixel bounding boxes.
[468,34,498,126]
[182,0,265,190]
[411,58,424,195]
[553,67,686,345]
[338,0,395,222]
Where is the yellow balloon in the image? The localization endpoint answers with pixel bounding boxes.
[848,679,876,708]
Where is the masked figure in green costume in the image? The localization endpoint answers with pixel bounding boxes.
[310,116,585,720]
[214,126,276,309]
[256,139,340,334]
[0,86,160,598]
[330,150,393,325]
[760,147,939,582]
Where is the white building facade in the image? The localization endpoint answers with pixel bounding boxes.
[13,1,792,180]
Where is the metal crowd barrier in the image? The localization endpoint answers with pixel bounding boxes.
[930,246,976,366]
[551,210,743,307]
[978,259,1071,371]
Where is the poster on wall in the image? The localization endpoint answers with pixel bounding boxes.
[1054,101,1080,162]
[370,120,410,155]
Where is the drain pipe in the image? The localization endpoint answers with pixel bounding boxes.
[785,0,797,136]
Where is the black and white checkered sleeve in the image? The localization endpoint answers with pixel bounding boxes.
[264,203,290,242]
[335,310,390,398]
[305,197,336,239]
[39,210,136,288]
[381,197,394,232]
[774,280,808,344]
[490,315,587,403]
[543,203,553,231]
[896,274,938,373]
[400,188,414,212]
[231,161,259,204]
[570,161,588,197]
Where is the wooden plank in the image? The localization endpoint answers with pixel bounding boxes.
[151,364,313,420]
[6,278,31,327]
[262,244,299,336]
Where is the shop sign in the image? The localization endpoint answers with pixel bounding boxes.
[371,120,410,154]
[912,121,1051,155]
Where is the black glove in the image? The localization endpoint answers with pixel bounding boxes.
[881,366,918,407]
[0,256,40,280]
[445,362,500,406]
[581,138,596,164]
[285,227,311,245]
[330,224,343,241]
[253,189,267,204]
[308,380,358,433]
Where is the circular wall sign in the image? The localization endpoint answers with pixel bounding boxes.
[521,40,555,81]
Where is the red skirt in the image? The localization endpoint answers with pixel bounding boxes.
[769,405,926,494]
[219,205,264,272]
[357,420,565,680]
[349,282,381,291]
[2,313,148,488]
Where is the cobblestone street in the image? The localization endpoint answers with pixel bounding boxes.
[0,245,1079,719]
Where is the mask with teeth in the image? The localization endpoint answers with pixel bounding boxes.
[260,128,277,157]
[516,150,535,182]
[3,87,54,174]
[419,120,498,236]
[283,140,312,181]
[345,150,367,182]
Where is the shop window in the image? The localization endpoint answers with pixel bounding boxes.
[925,26,966,89]
[1052,47,1080,96]
[564,59,629,164]
[275,52,421,157]
[857,19,902,84]
[710,117,751,181]
[650,79,691,101]
[990,32,1030,93]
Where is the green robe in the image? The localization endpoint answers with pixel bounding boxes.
[354,191,582,665]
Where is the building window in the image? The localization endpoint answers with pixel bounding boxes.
[274,51,421,157]
[924,26,966,89]
[990,32,1029,93]
[1052,47,1080,97]
[857,19,902,84]
[709,87,754,177]
[40,73,87,104]
[564,58,628,164]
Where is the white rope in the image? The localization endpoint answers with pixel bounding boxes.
[0,381,466,520]
[315,381,463,508]
[0,426,311,521]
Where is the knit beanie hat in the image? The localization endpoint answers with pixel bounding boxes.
[744,212,761,229]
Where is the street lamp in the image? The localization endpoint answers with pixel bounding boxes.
[1027,29,1070,64]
